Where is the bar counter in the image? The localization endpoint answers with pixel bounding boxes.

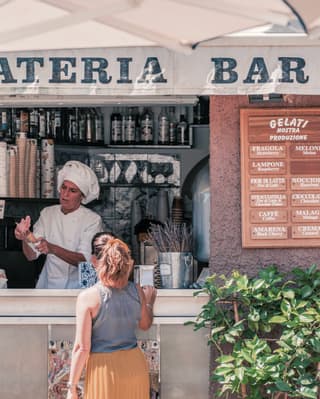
[0,289,209,399]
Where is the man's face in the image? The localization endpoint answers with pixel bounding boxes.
[59,180,83,214]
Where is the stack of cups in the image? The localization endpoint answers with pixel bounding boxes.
[8,145,17,197]
[16,132,27,197]
[171,196,184,224]
[0,142,7,197]
[27,139,37,198]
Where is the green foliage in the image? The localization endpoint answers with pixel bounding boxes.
[188,265,320,399]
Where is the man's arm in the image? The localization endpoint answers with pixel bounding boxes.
[35,239,86,266]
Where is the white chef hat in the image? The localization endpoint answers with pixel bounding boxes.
[57,160,100,204]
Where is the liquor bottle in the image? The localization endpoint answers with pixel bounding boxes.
[0,109,8,140]
[168,106,177,145]
[46,109,54,139]
[121,107,127,144]
[140,107,154,144]
[158,106,169,145]
[14,109,21,135]
[94,108,104,144]
[38,109,46,139]
[176,114,189,145]
[110,107,122,145]
[53,109,62,142]
[85,108,95,144]
[78,108,86,143]
[68,108,78,143]
[20,109,29,134]
[29,108,39,139]
[125,107,136,144]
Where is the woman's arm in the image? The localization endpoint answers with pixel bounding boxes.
[67,288,100,399]
[137,285,157,330]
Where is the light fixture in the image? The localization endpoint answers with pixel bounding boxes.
[0,94,198,107]
[248,93,283,103]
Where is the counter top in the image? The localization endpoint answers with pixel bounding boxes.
[0,289,208,324]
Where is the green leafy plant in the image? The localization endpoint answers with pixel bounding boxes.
[187,265,320,399]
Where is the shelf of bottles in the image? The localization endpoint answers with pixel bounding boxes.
[0,108,104,146]
[110,105,192,147]
[0,98,209,148]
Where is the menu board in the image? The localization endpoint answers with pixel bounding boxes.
[241,108,320,248]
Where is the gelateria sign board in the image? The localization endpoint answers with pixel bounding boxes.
[0,45,317,97]
[241,108,320,248]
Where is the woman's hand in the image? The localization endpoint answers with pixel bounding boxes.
[14,216,31,240]
[142,285,157,306]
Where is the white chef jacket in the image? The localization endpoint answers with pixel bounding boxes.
[33,205,103,289]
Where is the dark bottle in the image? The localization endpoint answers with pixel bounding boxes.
[20,109,29,134]
[14,109,21,134]
[176,114,189,145]
[140,107,154,144]
[0,109,8,140]
[125,107,136,144]
[38,109,46,139]
[68,108,78,143]
[46,109,54,139]
[85,108,95,143]
[78,108,86,143]
[29,108,39,138]
[110,107,122,145]
[94,108,104,144]
[158,106,169,145]
[168,106,177,145]
[193,96,209,124]
[53,109,62,142]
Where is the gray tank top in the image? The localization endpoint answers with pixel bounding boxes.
[91,281,141,353]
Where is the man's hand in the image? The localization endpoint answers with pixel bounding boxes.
[14,216,31,240]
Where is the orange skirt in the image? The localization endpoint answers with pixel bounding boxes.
[84,347,150,399]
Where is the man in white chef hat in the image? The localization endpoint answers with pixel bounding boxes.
[15,160,104,289]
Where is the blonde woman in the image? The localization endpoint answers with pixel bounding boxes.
[67,236,157,399]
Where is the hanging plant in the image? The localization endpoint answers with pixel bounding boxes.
[187,264,320,399]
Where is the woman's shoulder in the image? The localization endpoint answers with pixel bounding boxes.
[78,285,100,305]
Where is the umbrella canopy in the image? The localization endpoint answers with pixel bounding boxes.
[285,0,320,37]
[0,0,301,54]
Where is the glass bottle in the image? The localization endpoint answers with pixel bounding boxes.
[67,108,78,143]
[140,107,154,144]
[176,114,189,145]
[158,106,169,145]
[110,107,122,145]
[125,107,136,144]
[94,108,104,144]
[85,108,94,144]
[44,109,52,139]
[38,108,46,139]
[14,109,21,134]
[20,109,29,134]
[0,109,8,140]
[168,106,177,145]
[78,108,86,143]
[53,109,62,142]
[29,108,39,139]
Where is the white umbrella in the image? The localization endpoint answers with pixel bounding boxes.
[0,0,299,54]
[284,0,320,37]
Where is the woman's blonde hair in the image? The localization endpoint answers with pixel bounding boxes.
[96,238,134,286]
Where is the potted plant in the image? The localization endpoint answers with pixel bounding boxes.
[187,264,320,399]
[147,220,193,288]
